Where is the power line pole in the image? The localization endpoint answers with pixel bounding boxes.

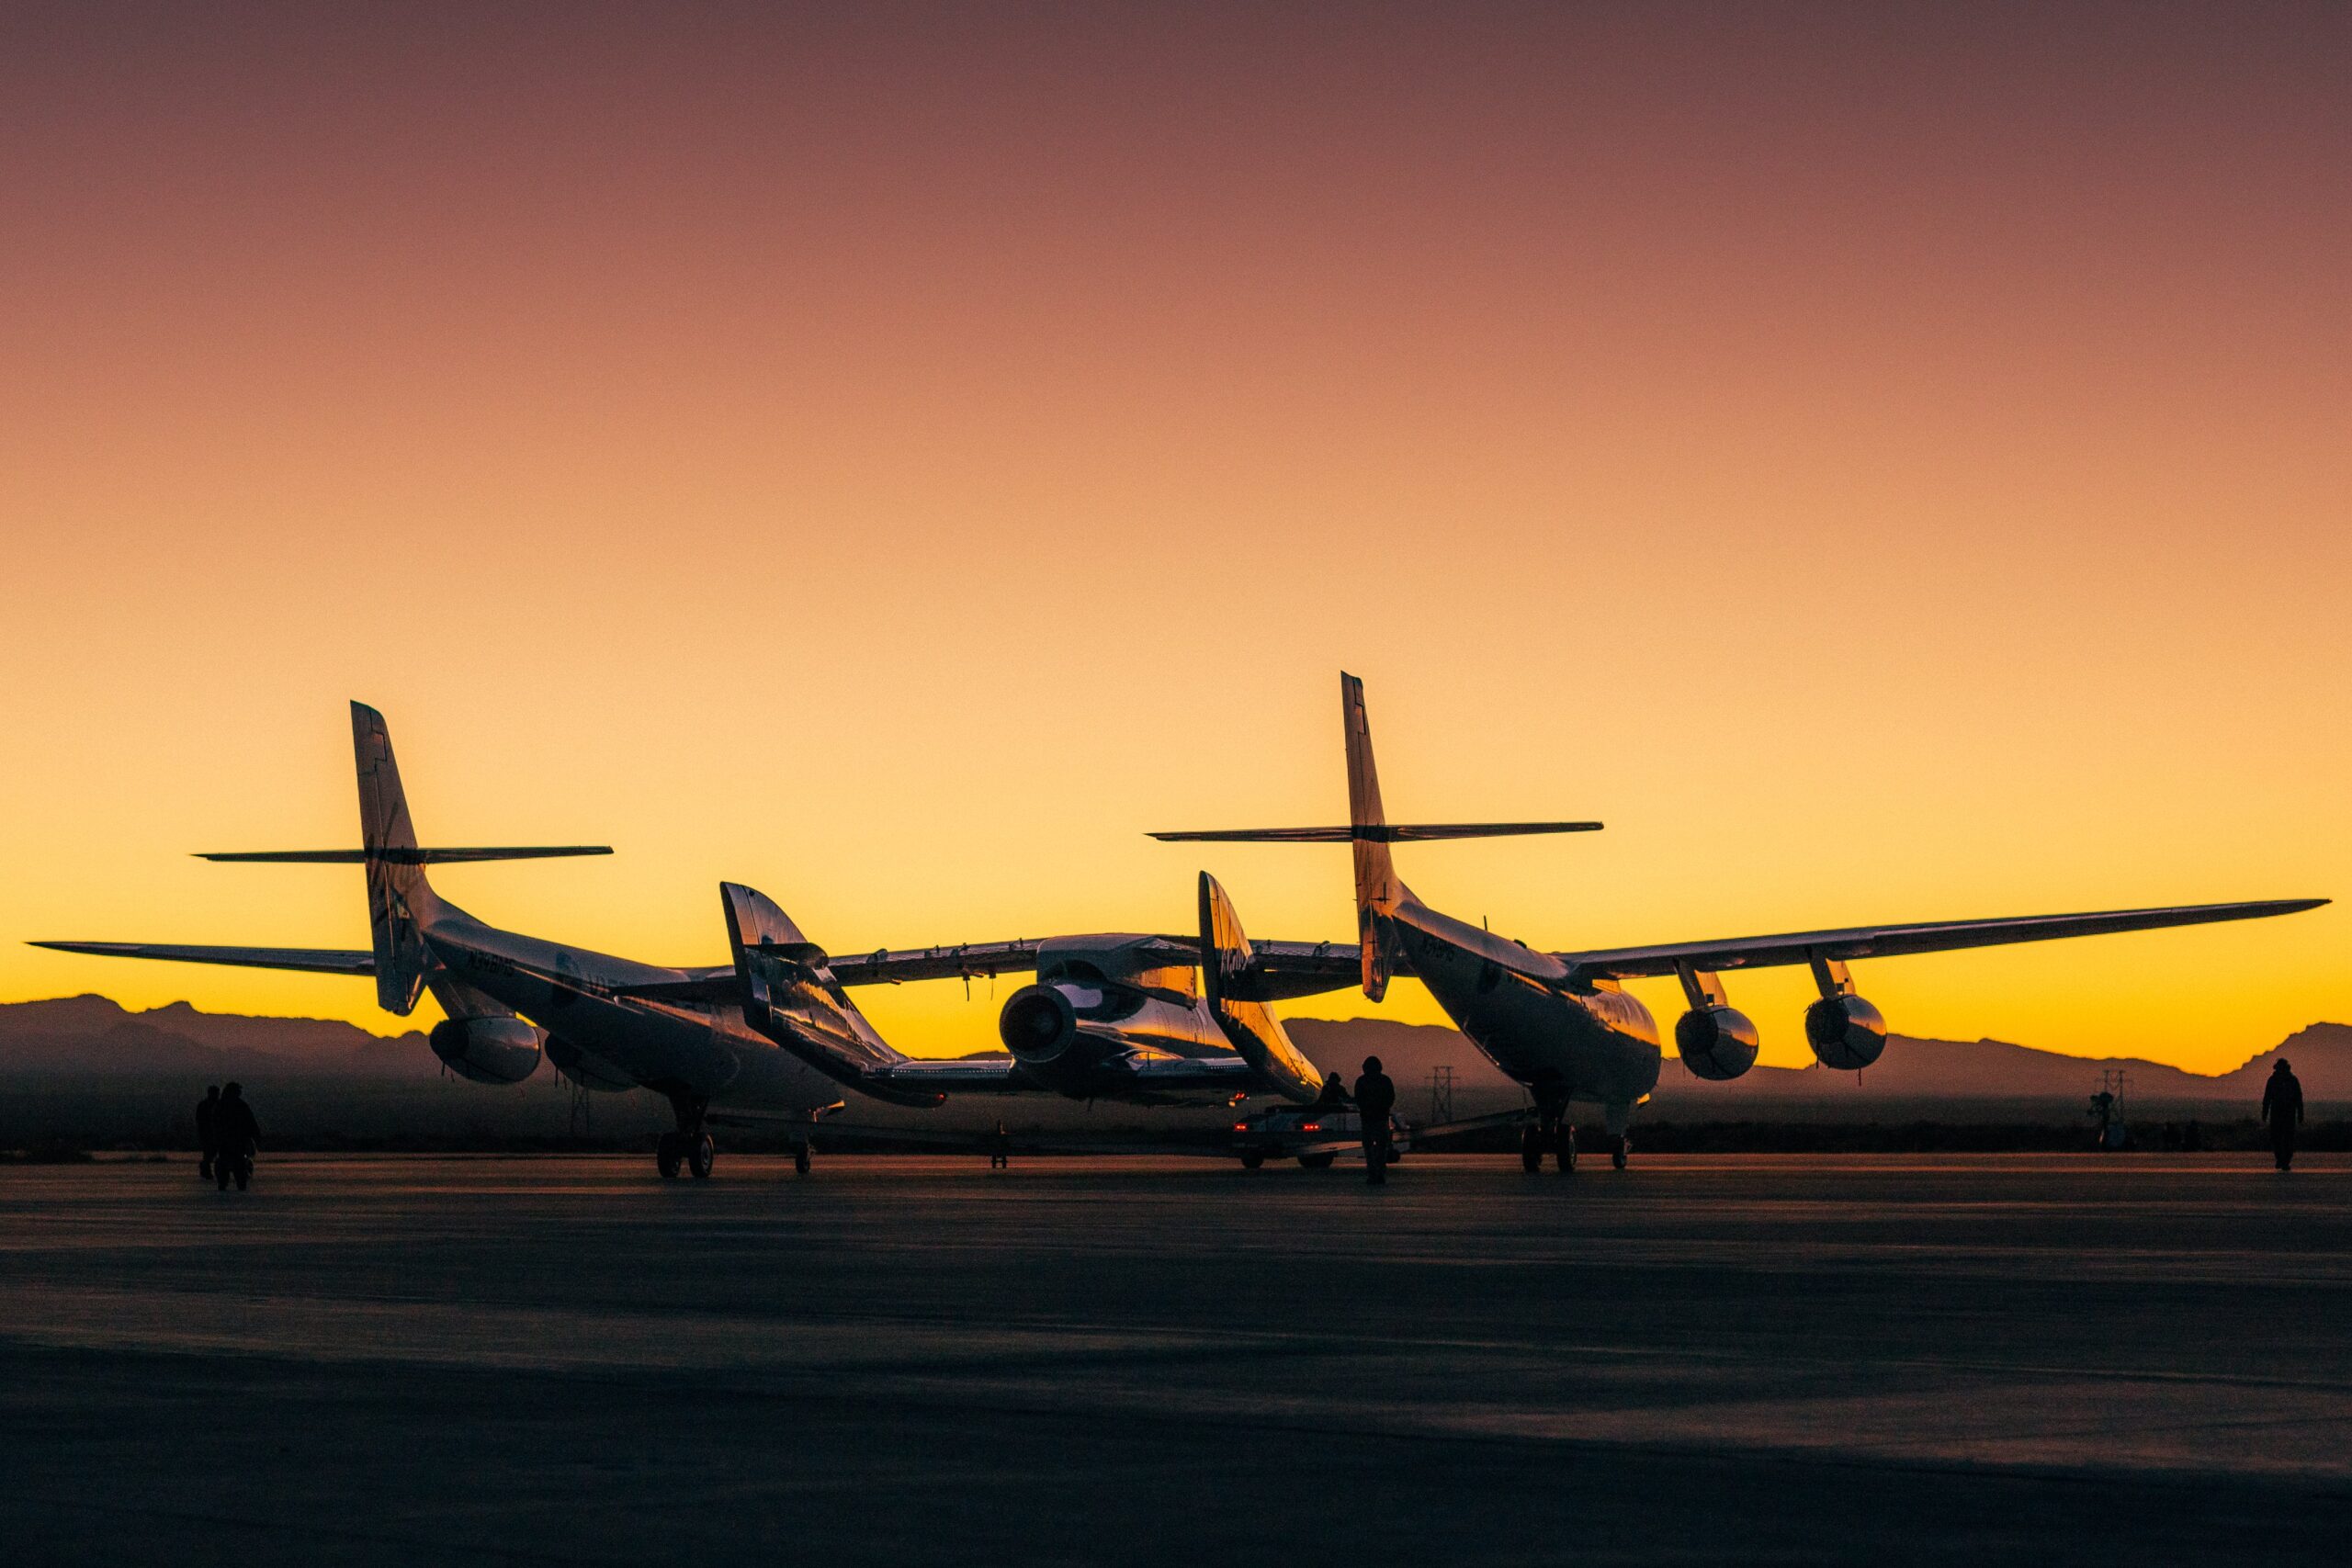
[1428,1064,1454,1123]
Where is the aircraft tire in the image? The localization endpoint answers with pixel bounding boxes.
[656,1133,683,1179]
[1520,1125,1544,1173]
[1297,1152,1336,1169]
[1612,1135,1631,1170]
[794,1143,811,1176]
[1555,1125,1577,1174]
[688,1134,716,1179]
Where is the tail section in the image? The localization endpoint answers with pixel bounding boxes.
[1340,672,1409,998]
[720,883,942,1108]
[1148,672,1602,1001]
[44,700,607,1022]
[1198,873,1323,1102]
[352,703,435,1015]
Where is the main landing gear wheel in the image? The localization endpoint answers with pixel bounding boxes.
[794,1143,811,1176]
[687,1134,716,1179]
[655,1133,683,1179]
[1612,1135,1631,1170]
[1297,1151,1336,1169]
[1521,1124,1544,1172]
[1555,1125,1577,1173]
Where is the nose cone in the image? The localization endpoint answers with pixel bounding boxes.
[1000,984,1080,1064]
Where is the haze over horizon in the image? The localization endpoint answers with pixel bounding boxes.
[4,2,2345,1073]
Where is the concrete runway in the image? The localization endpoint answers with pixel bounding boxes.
[2,1153,2346,1565]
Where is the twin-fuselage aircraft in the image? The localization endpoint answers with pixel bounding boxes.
[36,685,2324,1178]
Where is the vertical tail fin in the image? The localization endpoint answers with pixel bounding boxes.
[1198,872,1324,1102]
[351,703,435,1014]
[1341,672,1408,1000]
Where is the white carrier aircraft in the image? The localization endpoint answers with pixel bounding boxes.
[35,704,1385,1178]
[1152,674,2327,1170]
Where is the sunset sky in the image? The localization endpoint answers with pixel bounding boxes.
[2,2,2345,1074]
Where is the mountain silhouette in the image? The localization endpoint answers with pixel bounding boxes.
[1,997,2339,1114]
[1285,1016,2346,1117]
[0,995,431,1078]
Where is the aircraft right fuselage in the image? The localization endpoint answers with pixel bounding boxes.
[1386,898,1662,1127]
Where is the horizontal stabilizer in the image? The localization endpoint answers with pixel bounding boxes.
[28,941,377,976]
[198,846,612,864]
[1148,821,1601,843]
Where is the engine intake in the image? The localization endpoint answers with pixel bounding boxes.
[1674,1006,1759,1081]
[429,1015,545,1085]
[999,984,1082,1065]
[1804,994,1887,1071]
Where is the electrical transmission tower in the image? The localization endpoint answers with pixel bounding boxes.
[1428,1064,1454,1123]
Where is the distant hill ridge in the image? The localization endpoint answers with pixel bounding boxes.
[1284,1018,2350,1110]
[0,995,431,1078]
[1,996,2343,1107]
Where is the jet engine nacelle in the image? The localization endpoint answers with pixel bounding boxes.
[998,982,1126,1093]
[1674,1006,1760,1081]
[1000,983,1083,1064]
[1804,994,1887,1071]
[429,1015,545,1085]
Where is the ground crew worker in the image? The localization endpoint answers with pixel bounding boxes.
[1315,1071,1351,1108]
[2262,1058,2304,1172]
[213,1082,260,1191]
[195,1085,220,1181]
[1352,1055,1396,1185]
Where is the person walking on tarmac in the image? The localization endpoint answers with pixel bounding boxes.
[2262,1058,2304,1172]
[1353,1055,1396,1185]
[213,1082,260,1191]
[195,1085,220,1182]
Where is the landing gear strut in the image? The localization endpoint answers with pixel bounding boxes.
[1524,1080,1574,1175]
[659,1094,715,1180]
[1602,1103,1635,1170]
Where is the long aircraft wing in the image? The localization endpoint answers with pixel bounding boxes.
[817,936,1368,996]
[865,1053,1262,1099]
[27,941,378,976]
[1555,898,2326,980]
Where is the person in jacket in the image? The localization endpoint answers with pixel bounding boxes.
[2262,1059,2304,1172]
[1352,1055,1396,1185]
[213,1082,261,1191]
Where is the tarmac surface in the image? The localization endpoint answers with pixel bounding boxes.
[1,1151,2346,1565]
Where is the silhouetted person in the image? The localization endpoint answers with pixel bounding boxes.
[2088,1089,2117,1151]
[2262,1059,2304,1172]
[988,1121,1011,1169]
[213,1082,260,1191]
[1353,1055,1396,1185]
[195,1085,220,1181]
[1315,1071,1351,1108]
